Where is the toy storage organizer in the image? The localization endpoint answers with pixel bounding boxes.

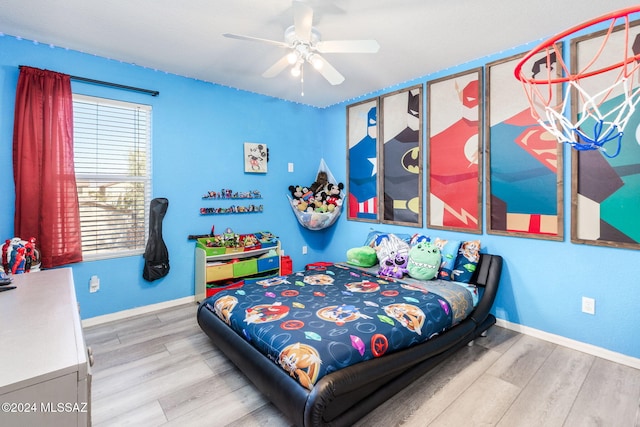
[194,236,281,301]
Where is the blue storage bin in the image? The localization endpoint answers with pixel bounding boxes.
[257,255,280,273]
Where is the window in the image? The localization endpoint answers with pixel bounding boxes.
[73,94,152,260]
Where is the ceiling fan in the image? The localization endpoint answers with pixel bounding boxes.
[222,0,380,86]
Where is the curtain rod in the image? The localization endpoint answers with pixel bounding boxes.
[19,65,159,97]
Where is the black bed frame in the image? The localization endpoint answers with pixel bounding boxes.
[197,253,503,426]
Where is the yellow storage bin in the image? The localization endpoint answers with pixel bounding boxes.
[206,263,234,282]
[225,247,245,254]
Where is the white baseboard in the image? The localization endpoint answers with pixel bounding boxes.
[495,318,640,370]
[81,296,197,328]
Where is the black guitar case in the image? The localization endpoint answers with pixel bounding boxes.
[143,198,170,282]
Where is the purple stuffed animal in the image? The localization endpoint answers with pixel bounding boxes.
[374,234,410,278]
[378,250,409,278]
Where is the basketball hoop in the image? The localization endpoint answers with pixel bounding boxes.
[515,6,640,157]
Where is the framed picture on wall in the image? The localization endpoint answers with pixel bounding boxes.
[485,48,564,240]
[426,68,483,234]
[347,98,380,222]
[571,21,640,249]
[379,85,423,227]
[244,142,268,173]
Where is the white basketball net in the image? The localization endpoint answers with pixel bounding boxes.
[531,76,640,158]
[516,8,640,158]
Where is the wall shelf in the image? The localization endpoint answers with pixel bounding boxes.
[199,204,264,215]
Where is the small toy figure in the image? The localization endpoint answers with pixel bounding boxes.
[1,239,10,272]
[11,247,26,274]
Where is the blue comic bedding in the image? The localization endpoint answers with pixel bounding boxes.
[202,263,477,390]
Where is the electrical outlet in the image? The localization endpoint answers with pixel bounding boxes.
[581,296,595,315]
[89,275,100,293]
[302,245,308,255]
[288,162,294,172]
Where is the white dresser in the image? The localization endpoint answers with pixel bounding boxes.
[0,268,91,427]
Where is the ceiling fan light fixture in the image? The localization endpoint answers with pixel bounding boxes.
[291,62,302,77]
[308,54,323,70]
[287,51,298,65]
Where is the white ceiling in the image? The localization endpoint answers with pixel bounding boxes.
[1,0,639,107]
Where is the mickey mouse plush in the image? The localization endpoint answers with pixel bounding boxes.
[289,185,303,199]
[327,182,344,196]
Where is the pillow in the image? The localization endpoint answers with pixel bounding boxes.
[451,240,481,283]
[409,233,430,246]
[346,246,378,267]
[364,229,412,247]
[433,238,461,281]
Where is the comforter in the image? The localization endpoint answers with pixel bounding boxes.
[201,263,477,389]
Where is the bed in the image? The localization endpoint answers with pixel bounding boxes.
[197,252,502,426]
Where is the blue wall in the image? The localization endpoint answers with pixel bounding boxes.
[321,43,640,361]
[0,35,329,319]
[1,33,638,361]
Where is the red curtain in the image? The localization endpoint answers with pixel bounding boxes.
[13,66,83,268]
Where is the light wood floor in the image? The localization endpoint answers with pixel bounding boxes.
[83,302,640,427]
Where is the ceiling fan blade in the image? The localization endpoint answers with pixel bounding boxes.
[316,39,380,53]
[262,55,291,78]
[293,0,313,42]
[223,33,289,48]
[312,55,345,85]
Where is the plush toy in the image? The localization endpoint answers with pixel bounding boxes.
[300,187,314,201]
[309,171,329,194]
[297,200,309,211]
[375,234,410,278]
[289,185,304,199]
[407,238,441,280]
[378,251,409,278]
[346,246,377,267]
[315,203,328,213]
[326,182,344,196]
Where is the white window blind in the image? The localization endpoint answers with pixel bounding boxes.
[73,94,152,260]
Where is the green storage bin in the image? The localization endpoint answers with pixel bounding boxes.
[233,259,257,278]
[196,238,226,256]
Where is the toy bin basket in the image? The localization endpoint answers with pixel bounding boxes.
[287,159,343,231]
[289,198,342,231]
